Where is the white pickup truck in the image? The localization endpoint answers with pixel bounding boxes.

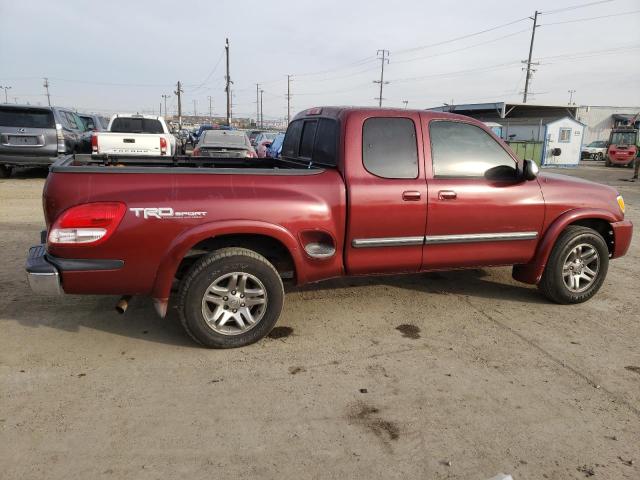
[92,114,178,156]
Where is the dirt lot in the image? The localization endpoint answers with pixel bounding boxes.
[1,162,638,480]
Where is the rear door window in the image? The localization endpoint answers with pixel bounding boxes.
[0,107,55,128]
[362,117,418,179]
[110,117,164,134]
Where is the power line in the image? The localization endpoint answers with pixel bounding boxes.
[394,16,530,55]
[541,0,615,15]
[541,9,640,25]
[184,50,225,92]
[393,28,530,66]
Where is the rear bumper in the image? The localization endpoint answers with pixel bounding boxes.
[25,242,125,295]
[611,220,633,258]
[0,153,62,167]
[608,154,636,165]
[25,245,62,295]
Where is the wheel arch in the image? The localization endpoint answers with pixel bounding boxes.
[151,220,303,301]
[513,208,618,285]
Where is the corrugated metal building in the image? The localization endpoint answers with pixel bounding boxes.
[427,101,639,146]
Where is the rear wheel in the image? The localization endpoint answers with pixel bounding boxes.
[178,247,284,348]
[594,152,603,161]
[0,165,12,178]
[605,157,611,167]
[538,226,609,304]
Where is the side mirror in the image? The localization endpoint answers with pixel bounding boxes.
[551,147,562,156]
[523,159,539,181]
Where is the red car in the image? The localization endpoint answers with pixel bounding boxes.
[26,107,632,348]
[606,127,638,167]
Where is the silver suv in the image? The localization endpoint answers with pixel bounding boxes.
[0,105,87,177]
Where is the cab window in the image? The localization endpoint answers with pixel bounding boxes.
[362,117,418,179]
[429,121,516,177]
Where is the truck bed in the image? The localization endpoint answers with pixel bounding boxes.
[52,154,327,175]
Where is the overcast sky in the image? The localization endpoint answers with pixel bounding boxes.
[1,0,639,120]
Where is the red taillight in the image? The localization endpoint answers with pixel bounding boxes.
[48,202,126,245]
[160,137,167,155]
[91,134,98,153]
[192,147,200,157]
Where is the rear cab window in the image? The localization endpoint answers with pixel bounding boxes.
[110,117,164,134]
[282,117,338,167]
[0,107,55,128]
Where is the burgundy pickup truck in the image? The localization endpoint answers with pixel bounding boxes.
[26,107,632,348]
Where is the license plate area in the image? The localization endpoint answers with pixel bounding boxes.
[8,135,39,145]
[123,138,135,143]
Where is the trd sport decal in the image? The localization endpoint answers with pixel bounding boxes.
[129,207,207,219]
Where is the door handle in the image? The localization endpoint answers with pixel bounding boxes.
[438,190,457,200]
[402,190,421,201]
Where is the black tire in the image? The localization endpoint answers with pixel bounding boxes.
[594,152,603,161]
[0,165,12,178]
[177,247,284,348]
[538,226,609,304]
[605,157,611,167]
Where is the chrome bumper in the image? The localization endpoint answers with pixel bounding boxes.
[25,244,63,295]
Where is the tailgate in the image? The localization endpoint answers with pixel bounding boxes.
[96,133,164,155]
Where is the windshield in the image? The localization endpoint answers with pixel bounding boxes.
[201,131,249,147]
[610,131,637,145]
[0,107,55,128]
[110,117,164,134]
[587,141,606,148]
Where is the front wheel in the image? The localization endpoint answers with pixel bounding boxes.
[594,152,603,161]
[178,247,284,348]
[538,226,609,304]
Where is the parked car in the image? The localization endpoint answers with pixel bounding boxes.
[77,113,109,154]
[92,114,178,156]
[192,130,256,159]
[254,132,278,158]
[581,140,608,160]
[78,113,109,132]
[266,132,285,158]
[25,107,632,349]
[0,104,86,177]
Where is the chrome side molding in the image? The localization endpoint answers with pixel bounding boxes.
[352,232,538,248]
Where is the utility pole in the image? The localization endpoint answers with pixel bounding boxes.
[256,83,260,127]
[174,81,183,128]
[402,100,408,109]
[225,38,232,126]
[0,85,11,103]
[568,89,576,105]
[286,75,292,125]
[522,11,539,103]
[161,94,170,117]
[260,89,264,129]
[373,50,389,107]
[208,96,213,123]
[193,99,197,117]
[43,78,51,106]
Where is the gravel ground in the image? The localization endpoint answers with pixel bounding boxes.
[0,162,638,480]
